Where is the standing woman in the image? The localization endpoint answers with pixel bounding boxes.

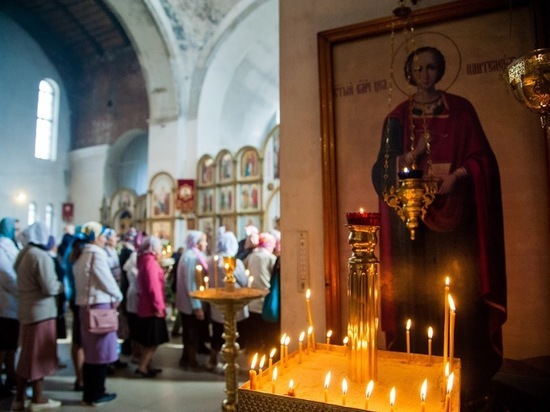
[13,222,62,411]
[0,218,20,398]
[73,222,122,406]
[134,236,169,377]
[175,230,208,369]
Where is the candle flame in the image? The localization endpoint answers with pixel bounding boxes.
[214,255,219,262]
[251,353,258,369]
[289,379,294,390]
[406,318,412,330]
[390,386,396,406]
[306,289,311,299]
[259,355,266,368]
[366,380,374,398]
[428,326,433,339]
[199,286,205,292]
[196,264,202,272]
[245,269,250,277]
[284,336,290,345]
[446,372,455,394]
[445,276,450,286]
[326,330,333,338]
[403,167,410,173]
[324,372,331,389]
[272,366,278,382]
[359,207,364,213]
[308,326,313,335]
[343,336,349,345]
[280,333,287,345]
[420,379,427,401]
[270,348,277,358]
[342,378,348,395]
[448,294,456,311]
[204,276,209,283]
[224,263,229,270]
[299,332,305,342]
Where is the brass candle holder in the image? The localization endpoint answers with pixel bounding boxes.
[223,256,237,291]
[383,175,436,240]
[345,212,380,383]
[190,287,268,411]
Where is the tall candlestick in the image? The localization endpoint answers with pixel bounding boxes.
[268,348,276,377]
[326,330,332,350]
[280,334,286,368]
[284,336,290,367]
[420,378,427,412]
[406,318,412,361]
[390,386,396,412]
[448,295,456,369]
[428,326,433,365]
[365,380,374,410]
[324,372,331,403]
[443,277,450,371]
[258,355,266,389]
[249,353,258,390]
[342,378,348,406]
[271,366,278,394]
[213,255,219,288]
[298,332,305,363]
[305,289,313,328]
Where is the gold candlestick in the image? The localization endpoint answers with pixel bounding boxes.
[223,256,237,291]
[346,214,380,383]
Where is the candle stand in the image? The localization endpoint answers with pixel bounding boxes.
[190,287,267,411]
[346,221,380,383]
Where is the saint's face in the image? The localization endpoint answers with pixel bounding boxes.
[412,51,440,91]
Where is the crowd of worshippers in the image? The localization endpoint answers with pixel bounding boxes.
[0,217,281,410]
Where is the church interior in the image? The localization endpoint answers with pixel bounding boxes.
[1,0,549,411]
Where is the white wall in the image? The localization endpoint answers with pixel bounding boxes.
[0,12,71,238]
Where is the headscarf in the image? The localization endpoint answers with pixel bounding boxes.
[18,221,50,248]
[138,235,162,256]
[216,229,239,257]
[243,225,260,250]
[186,230,208,271]
[103,228,117,240]
[258,232,276,253]
[80,221,105,243]
[0,217,17,241]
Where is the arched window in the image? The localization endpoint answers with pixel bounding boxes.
[28,202,37,225]
[35,79,59,161]
[45,203,54,230]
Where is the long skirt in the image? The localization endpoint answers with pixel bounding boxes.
[79,304,118,365]
[16,318,57,381]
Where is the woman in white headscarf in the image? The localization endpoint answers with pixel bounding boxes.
[13,222,63,411]
[206,228,249,371]
[175,230,208,369]
[73,222,122,406]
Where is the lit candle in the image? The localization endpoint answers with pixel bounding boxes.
[249,353,258,390]
[280,334,286,367]
[195,264,203,288]
[443,277,450,370]
[213,255,219,288]
[420,378,427,412]
[199,285,205,292]
[298,332,305,363]
[326,330,332,350]
[324,372,331,403]
[287,379,295,397]
[271,366,278,394]
[258,355,266,389]
[390,386,396,412]
[305,289,313,328]
[444,372,454,412]
[448,295,456,369]
[365,380,374,410]
[342,378,348,406]
[428,326,433,365]
[307,326,313,354]
[284,336,290,367]
[343,336,349,356]
[247,275,254,288]
[406,319,412,361]
[268,348,276,377]
[203,276,209,289]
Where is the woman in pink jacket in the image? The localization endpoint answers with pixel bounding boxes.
[134,236,169,377]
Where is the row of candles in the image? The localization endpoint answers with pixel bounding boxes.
[195,261,255,291]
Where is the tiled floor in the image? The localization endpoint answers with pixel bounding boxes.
[0,336,248,412]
